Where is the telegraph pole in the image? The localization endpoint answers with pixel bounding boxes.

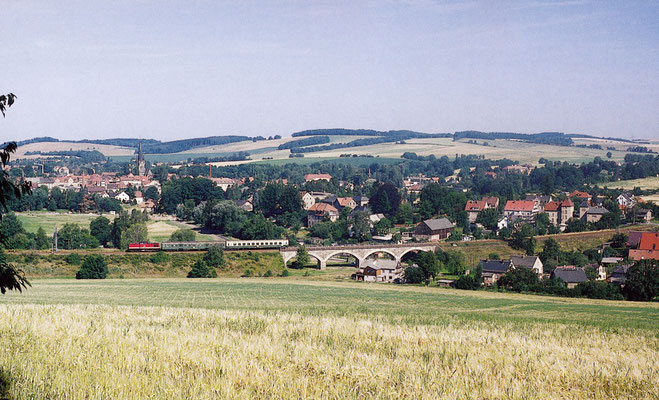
[53,226,58,252]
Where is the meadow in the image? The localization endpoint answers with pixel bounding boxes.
[0,279,657,399]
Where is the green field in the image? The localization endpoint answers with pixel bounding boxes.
[0,279,657,399]
[16,212,116,236]
[603,176,659,191]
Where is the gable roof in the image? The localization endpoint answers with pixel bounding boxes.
[510,255,541,269]
[480,259,511,273]
[569,191,591,198]
[308,203,338,214]
[421,218,454,231]
[465,200,485,212]
[552,266,587,283]
[585,207,609,215]
[504,200,535,212]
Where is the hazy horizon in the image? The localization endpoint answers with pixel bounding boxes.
[3,1,658,142]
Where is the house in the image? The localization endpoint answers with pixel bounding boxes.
[509,255,543,275]
[414,218,454,241]
[352,259,403,283]
[617,193,635,207]
[353,195,370,207]
[633,208,653,223]
[503,165,531,175]
[628,232,659,261]
[210,177,237,191]
[497,216,509,230]
[307,203,339,227]
[525,194,551,211]
[235,199,253,212]
[551,266,587,288]
[503,200,536,222]
[464,196,499,223]
[115,191,130,203]
[578,200,590,218]
[544,199,574,227]
[585,263,607,281]
[480,260,512,285]
[134,191,144,205]
[304,173,332,182]
[609,265,631,285]
[581,207,609,223]
[335,197,357,210]
[139,199,156,213]
[300,192,316,210]
[569,191,591,202]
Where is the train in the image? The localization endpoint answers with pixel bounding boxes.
[127,239,289,252]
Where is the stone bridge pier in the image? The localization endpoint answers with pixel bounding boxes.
[280,243,437,270]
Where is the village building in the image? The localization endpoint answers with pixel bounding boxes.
[307,203,339,227]
[581,207,609,223]
[300,192,316,210]
[304,173,332,182]
[334,197,357,210]
[464,196,499,223]
[210,177,238,191]
[503,200,537,222]
[134,191,144,205]
[628,232,659,261]
[569,190,591,202]
[543,199,574,227]
[551,266,587,289]
[234,199,253,212]
[616,193,635,207]
[414,218,454,241]
[480,259,512,285]
[352,259,403,283]
[609,265,631,285]
[509,255,543,275]
[353,195,370,207]
[115,191,130,203]
[525,194,552,211]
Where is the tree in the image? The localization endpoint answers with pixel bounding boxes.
[34,227,51,250]
[89,216,112,247]
[369,183,400,218]
[170,228,196,242]
[350,210,371,241]
[476,208,499,230]
[0,249,29,294]
[416,251,441,280]
[622,260,659,301]
[404,266,425,284]
[606,151,612,159]
[58,223,99,249]
[498,267,539,292]
[187,260,217,278]
[119,223,148,250]
[534,213,551,235]
[203,246,225,267]
[0,213,25,246]
[292,245,310,269]
[75,254,108,279]
[611,232,628,249]
[510,224,536,255]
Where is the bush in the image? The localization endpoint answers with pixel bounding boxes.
[65,253,82,265]
[203,246,225,267]
[264,269,273,277]
[149,251,169,265]
[243,268,253,277]
[0,368,11,400]
[454,275,479,290]
[187,260,217,278]
[280,269,290,277]
[75,254,108,279]
[498,267,539,292]
[170,228,196,242]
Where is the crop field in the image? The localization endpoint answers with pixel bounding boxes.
[0,279,657,399]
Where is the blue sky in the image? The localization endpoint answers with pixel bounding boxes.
[2,0,658,141]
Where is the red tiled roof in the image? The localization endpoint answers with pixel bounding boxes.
[544,201,559,212]
[504,200,535,212]
[569,191,590,198]
[465,200,485,212]
[304,173,332,181]
[308,203,338,214]
[638,232,659,251]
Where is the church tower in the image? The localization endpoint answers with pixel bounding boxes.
[137,140,146,176]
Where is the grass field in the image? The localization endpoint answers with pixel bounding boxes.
[0,279,657,399]
[603,176,659,191]
[16,212,116,236]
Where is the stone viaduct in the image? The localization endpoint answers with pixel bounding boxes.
[280,243,437,269]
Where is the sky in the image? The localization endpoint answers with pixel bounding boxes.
[2,0,658,141]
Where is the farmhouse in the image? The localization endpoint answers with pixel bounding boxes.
[543,199,574,227]
[509,255,543,275]
[352,259,403,283]
[480,259,511,285]
[414,218,454,241]
[581,207,609,223]
[628,231,659,261]
[551,266,587,289]
[464,196,499,223]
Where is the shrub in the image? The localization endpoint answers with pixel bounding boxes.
[187,260,216,278]
[280,269,290,277]
[203,246,225,267]
[498,267,539,292]
[264,269,273,277]
[454,275,479,290]
[0,368,11,400]
[75,254,108,279]
[149,251,169,265]
[170,228,196,242]
[65,253,82,265]
[243,268,253,277]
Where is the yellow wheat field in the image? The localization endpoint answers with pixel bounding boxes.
[1,299,657,399]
